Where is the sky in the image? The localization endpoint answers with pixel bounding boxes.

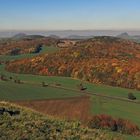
[0,0,140,30]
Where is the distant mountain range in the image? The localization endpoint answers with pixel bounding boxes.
[117,32,140,43]
[67,32,140,41]
[1,30,140,38]
[1,31,140,43]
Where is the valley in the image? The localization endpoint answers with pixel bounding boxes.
[0,36,140,139]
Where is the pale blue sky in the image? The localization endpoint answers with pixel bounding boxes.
[0,0,140,30]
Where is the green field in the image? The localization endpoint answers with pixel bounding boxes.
[0,80,81,101]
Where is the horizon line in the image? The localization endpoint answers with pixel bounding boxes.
[1,29,140,32]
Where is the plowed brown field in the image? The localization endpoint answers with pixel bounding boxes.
[14,96,91,122]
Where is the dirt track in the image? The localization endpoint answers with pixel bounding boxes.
[14,96,91,122]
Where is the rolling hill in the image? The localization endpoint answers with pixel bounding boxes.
[6,36,140,90]
[1,35,140,139]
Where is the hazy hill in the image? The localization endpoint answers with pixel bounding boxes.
[12,33,27,39]
[117,32,130,39]
[47,35,60,39]
[12,33,45,40]
[66,35,94,39]
[117,32,140,43]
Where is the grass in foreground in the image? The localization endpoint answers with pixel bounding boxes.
[0,102,123,140]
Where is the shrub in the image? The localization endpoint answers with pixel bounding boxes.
[88,114,140,136]
[9,48,21,56]
[128,93,136,100]
[0,74,7,81]
[42,81,46,87]
[77,83,87,91]
[42,82,48,87]
[32,44,42,53]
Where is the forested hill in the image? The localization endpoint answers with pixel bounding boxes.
[6,36,140,90]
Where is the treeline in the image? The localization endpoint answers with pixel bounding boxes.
[88,114,140,136]
[6,37,140,90]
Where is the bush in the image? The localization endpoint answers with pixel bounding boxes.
[77,83,87,91]
[42,82,48,87]
[88,114,140,136]
[117,118,139,135]
[128,93,136,100]
[42,81,46,87]
[0,74,7,81]
[9,48,21,56]
[32,44,42,53]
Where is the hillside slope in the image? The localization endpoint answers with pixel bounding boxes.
[6,36,140,90]
[0,102,122,140]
